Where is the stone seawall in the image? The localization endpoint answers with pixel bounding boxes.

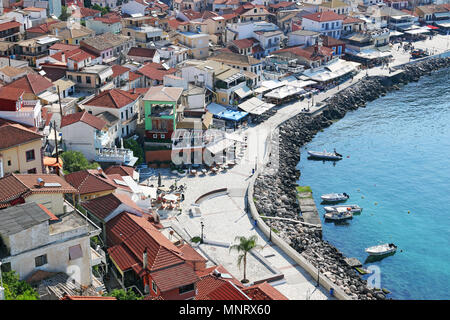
[252,57,450,300]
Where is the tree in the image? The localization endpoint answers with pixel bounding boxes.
[123,138,144,165]
[229,235,263,283]
[92,4,110,16]
[2,271,39,300]
[59,6,71,21]
[60,150,100,174]
[106,289,143,300]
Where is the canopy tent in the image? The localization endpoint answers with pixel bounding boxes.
[206,103,248,122]
[303,59,360,83]
[238,97,275,115]
[264,85,306,100]
[163,194,178,201]
[254,79,285,94]
[286,80,317,88]
[389,31,404,36]
[234,85,253,99]
[404,28,430,35]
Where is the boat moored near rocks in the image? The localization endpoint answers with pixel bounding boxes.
[324,204,362,213]
[321,192,349,202]
[324,207,353,221]
[365,243,397,256]
[307,149,343,161]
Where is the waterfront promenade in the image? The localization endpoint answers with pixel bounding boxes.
[144,35,450,300]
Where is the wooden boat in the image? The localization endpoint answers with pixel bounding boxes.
[365,243,397,256]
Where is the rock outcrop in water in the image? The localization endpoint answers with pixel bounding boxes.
[253,57,450,300]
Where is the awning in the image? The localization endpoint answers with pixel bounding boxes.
[390,31,404,36]
[234,85,253,99]
[404,28,430,35]
[303,59,359,82]
[264,85,306,100]
[426,25,439,30]
[206,103,248,121]
[238,97,275,115]
[38,91,59,104]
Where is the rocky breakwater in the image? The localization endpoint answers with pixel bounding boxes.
[253,57,450,300]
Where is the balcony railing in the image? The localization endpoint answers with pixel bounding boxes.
[95,147,135,164]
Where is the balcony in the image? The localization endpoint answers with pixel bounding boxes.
[94,131,113,149]
[91,246,106,266]
[151,106,174,117]
[95,147,137,166]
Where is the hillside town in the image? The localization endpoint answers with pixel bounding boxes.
[0,0,449,302]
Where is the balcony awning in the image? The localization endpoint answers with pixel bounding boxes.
[234,85,253,99]
[238,97,275,115]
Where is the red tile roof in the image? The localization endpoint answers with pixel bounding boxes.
[303,11,346,22]
[49,43,79,52]
[232,38,258,49]
[37,203,59,221]
[269,1,296,9]
[0,173,77,208]
[152,262,199,293]
[94,13,122,24]
[65,169,119,195]
[195,275,249,300]
[79,7,101,18]
[128,72,142,82]
[0,21,21,32]
[107,212,184,272]
[274,45,333,61]
[342,16,365,24]
[111,64,130,78]
[81,192,143,220]
[0,122,41,150]
[5,73,53,95]
[60,111,106,130]
[0,86,25,101]
[104,165,136,177]
[243,282,289,300]
[137,63,177,81]
[26,21,59,34]
[128,47,157,59]
[83,89,140,109]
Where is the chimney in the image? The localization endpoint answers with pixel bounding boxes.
[143,247,148,270]
[61,52,65,64]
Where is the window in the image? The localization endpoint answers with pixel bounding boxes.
[152,281,157,293]
[27,168,37,174]
[35,254,47,267]
[69,244,83,260]
[179,283,195,294]
[86,77,91,84]
[26,149,35,162]
[0,262,11,273]
[77,75,81,83]
[160,134,165,139]
[7,160,11,166]
[153,134,158,139]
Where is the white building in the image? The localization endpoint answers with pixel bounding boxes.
[122,0,149,16]
[301,11,345,39]
[0,201,101,287]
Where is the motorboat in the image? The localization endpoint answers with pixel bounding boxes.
[365,243,397,256]
[307,149,343,161]
[321,193,349,202]
[324,207,353,221]
[324,204,362,214]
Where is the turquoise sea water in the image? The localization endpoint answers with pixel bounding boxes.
[296,68,450,300]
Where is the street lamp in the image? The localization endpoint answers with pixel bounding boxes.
[200,221,204,244]
[316,258,320,287]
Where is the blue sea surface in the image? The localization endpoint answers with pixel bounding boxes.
[296,68,450,300]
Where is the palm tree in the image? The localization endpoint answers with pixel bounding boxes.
[229,235,262,283]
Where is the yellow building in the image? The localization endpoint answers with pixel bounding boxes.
[0,122,44,176]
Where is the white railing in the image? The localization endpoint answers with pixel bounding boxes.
[95,147,134,163]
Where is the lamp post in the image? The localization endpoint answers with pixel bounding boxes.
[316,258,320,287]
[200,221,204,244]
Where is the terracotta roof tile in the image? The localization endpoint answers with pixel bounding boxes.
[81,192,143,221]
[303,11,346,22]
[5,73,53,95]
[153,263,199,293]
[64,169,118,195]
[83,89,140,109]
[0,122,41,150]
[0,21,20,32]
[243,281,289,300]
[137,63,177,81]
[195,275,249,300]
[128,47,157,59]
[60,111,107,130]
[0,173,77,208]
[104,165,135,177]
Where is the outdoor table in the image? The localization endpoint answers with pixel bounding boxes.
[191,169,197,175]
[201,169,207,174]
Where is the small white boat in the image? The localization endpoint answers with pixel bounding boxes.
[365,243,397,256]
[307,149,342,160]
[324,207,353,221]
[324,204,362,213]
[321,193,349,202]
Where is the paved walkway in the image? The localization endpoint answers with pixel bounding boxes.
[143,35,450,300]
